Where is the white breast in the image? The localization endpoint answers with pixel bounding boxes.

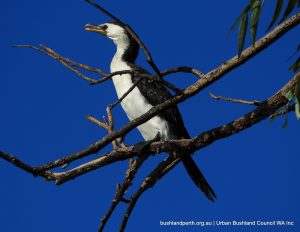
[110,57,170,141]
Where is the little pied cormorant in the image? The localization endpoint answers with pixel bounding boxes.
[85,22,216,201]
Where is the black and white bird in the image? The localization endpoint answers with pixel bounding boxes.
[85,22,216,201]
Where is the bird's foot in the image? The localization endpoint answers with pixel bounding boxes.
[133,133,161,156]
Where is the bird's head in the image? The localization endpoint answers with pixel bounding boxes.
[85,22,130,45]
[85,22,139,62]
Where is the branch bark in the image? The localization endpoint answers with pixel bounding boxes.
[209,92,262,106]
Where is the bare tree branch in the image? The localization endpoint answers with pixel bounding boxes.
[0,151,55,180]
[209,92,262,106]
[98,154,149,232]
[15,44,182,94]
[161,66,206,79]
[13,44,107,82]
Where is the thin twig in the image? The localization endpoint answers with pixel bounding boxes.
[98,155,148,232]
[87,115,109,130]
[15,45,182,93]
[0,151,55,181]
[109,77,142,110]
[118,155,176,232]
[87,114,118,149]
[40,45,107,76]
[14,44,106,82]
[106,107,118,149]
[91,70,182,94]
[209,92,262,106]
[161,66,206,79]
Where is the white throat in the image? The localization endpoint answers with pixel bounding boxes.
[110,39,132,97]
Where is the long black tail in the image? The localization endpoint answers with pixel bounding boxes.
[181,155,216,201]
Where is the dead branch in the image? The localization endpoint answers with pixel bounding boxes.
[15,45,181,94]
[161,66,206,79]
[87,113,119,149]
[87,115,109,130]
[0,151,55,180]
[13,44,106,82]
[108,77,142,110]
[98,154,149,232]
[209,92,262,106]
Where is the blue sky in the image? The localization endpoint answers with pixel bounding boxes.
[1,1,299,232]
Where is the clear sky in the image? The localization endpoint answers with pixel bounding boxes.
[1,1,299,232]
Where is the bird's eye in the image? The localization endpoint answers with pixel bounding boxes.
[101,25,108,30]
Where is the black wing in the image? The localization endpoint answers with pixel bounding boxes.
[129,65,217,201]
[130,64,189,139]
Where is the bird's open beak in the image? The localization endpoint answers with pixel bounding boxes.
[85,24,107,36]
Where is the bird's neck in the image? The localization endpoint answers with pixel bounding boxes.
[112,37,139,66]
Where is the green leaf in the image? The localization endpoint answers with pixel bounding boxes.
[267,0,284,31]
[230,0,256,31]
[248,0,258,8]
[285,90,294,101]
[250,0,261,45]
[269,115,277,124]
[282,103,290,128]
[279,0,298,23]
[238,13,248,57]
[295,98,300,119]
[289,57,300,72]
[282,113,289,128]
[295,78,300,119]
[230,13,243,32]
